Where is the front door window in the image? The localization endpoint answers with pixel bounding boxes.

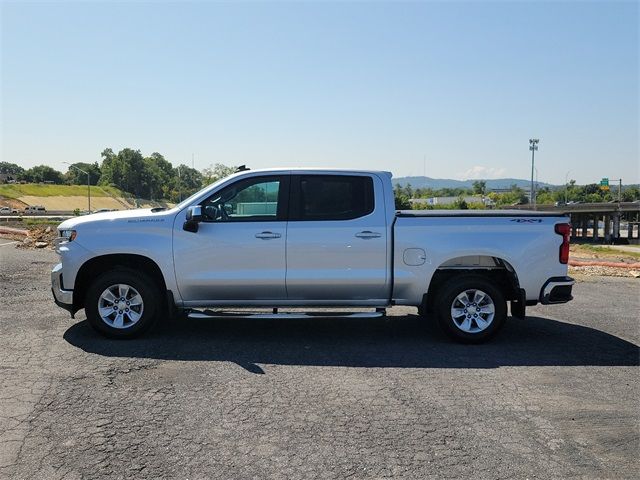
[202,177,282,222]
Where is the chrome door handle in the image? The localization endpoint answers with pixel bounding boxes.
[255,231,281,239]
[355,231,381,239]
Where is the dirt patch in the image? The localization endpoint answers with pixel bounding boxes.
[0,197,28,209]
[571,244,640,262]
[18,195,129,211]
[569,244,640,277]
[14,225,58,250]
[569,265,640,278]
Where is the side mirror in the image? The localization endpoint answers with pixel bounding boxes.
[185,205,204,222]
[183,205,204,232]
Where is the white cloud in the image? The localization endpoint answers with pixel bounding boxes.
[459,166,507,180]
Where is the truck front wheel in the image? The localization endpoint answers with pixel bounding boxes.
[435,275,507,343]
[85,268,160,338]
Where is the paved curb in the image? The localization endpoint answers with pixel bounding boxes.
[0,226,28,236]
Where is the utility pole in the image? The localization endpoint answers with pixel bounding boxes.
[529,139,539,209]
[565,170,572,204]
[619,178,622,202]
[64,162,90,212]
[610,178,623,202]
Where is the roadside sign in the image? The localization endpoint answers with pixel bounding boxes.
[600,178,609,191]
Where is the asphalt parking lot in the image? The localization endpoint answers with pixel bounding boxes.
[1,246,638,480]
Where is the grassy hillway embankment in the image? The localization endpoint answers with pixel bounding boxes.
[0,184,170,211]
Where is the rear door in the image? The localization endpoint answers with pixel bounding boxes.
[285,173,389,302]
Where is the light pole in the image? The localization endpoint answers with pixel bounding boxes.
[177,165,182,202]
[564,170,572,204]
[529,139,539,209]
[63,162,90,212]
[610,178,623,203]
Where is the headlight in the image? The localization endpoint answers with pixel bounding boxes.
[59,229,77,242]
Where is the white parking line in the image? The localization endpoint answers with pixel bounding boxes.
[0,241,19,247]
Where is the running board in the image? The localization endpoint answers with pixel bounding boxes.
[187,309,386,320]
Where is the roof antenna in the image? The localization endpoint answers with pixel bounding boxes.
[235,165,250,172]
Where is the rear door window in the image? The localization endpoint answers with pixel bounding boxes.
[290,175,374,221]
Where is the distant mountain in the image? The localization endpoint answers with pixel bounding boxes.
[392,176,555,190]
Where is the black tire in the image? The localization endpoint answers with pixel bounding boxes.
[85,267,160,338]
[435,274,507,343]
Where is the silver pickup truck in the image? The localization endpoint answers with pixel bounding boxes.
[52,168,574,342]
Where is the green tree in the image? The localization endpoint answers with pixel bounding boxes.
[535,190,556,204]
[21,165,64,184]
[142,153,174,200]
[98,148,231,201]
[413,187,435,199]
[622,186,640,202]
[99,148,146,196]
[534,186,558,205]
[202,163,237,185]
[454,196,469,209]
[439,187,472,197]
[98,148,123,188]
[472,180,486,195]
[170,165,203,202]
[584,193,603,203]
[582,184,600,196]
[64,162,101,185]
[394,184,411,209]
[486,184,527,206]
[0,162,24,177]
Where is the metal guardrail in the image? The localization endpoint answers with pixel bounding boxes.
[0,215,73,221]
[503,202,640,214]
[0,209,126,218]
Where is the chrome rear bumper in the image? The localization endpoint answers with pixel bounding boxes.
[540,276,575,304]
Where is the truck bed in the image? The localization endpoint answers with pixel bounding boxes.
[396,209,567,218]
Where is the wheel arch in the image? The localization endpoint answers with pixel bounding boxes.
[73,253,168,311]
[422,255,522,313]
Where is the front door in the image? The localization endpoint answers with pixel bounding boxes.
[173,175,289,305]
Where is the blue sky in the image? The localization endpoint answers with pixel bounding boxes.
[1,1,638,184]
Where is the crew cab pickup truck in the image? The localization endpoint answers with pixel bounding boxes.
[25,205,46,214]
[51,168,574,342]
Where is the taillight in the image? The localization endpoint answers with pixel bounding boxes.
[555,223,571,264]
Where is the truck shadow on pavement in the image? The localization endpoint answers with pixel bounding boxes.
[63,315,639,374]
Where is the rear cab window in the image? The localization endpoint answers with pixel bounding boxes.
[290,175,374,221]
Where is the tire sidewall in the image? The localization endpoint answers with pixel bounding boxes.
[437,275,507,343]
[85,268,159,338]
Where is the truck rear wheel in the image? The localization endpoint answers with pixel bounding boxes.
[435,274,507,343]
[85,268,160,338]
